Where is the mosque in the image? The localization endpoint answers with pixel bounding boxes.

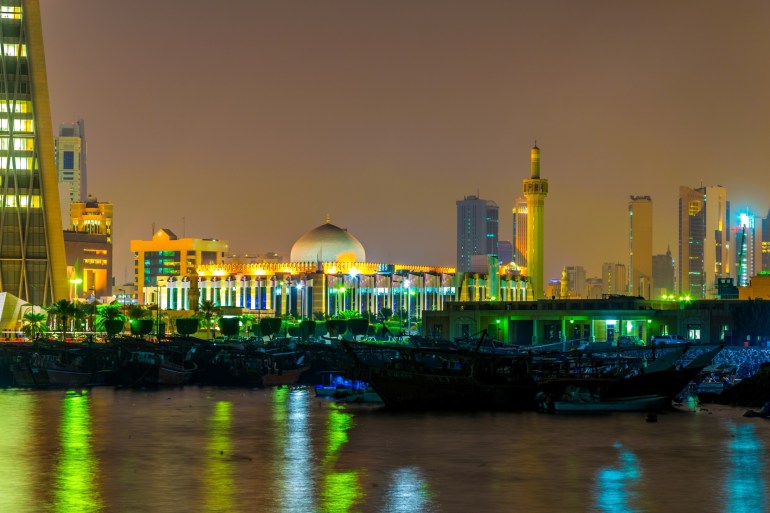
[163,218,532,320]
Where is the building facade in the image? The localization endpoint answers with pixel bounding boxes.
[679,185,730,299]
[130,228,229,303]
[55,118,86,228]
[63,196,113,298]
[629,195,653,298]
[601,262,627,295]
[652,247,676,298]
[0,0,68,307]
[522,145,548,299]
[456,195,499,273]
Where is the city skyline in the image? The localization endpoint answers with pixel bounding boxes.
[39,0,770,284]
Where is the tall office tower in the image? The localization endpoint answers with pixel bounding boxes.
[522,144,548,299]
[0,0,67,306]
[456,195,499,273]
[130,228,229,304]
[734,211,759,287]
[565,265,587,298]
[761,209,770,273]
[629,195,653,298]
[55,118,87,228]
[511,197,528,267]
[601,262,628,295]
[652,247,676,298]
[64,196,113,298]
[679,185,729,299]
[496,240,513,265]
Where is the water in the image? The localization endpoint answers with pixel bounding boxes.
[0,386,766,513]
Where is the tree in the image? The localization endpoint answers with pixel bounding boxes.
[21,312,48,340]
[379,307,393,322]
[96,303,126,338]
[196,300,221,339]
[46,299,77,341]
[259,317,283,340]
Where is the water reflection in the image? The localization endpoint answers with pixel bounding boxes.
[0,391,34,512]
[594,442,641,513]
[321,404,361,512]
[725,423,766,513]
[52,390,102,513]
[381,467,435,513]
[205,401,234,513]
[274,387,314,513]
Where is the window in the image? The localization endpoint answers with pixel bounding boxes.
[62,151,75,170]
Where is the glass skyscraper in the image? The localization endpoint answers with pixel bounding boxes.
[0,0,67,305]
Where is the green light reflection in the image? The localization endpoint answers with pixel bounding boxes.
[53,390,102,513]
[205,401,234,513]
[0,391,33,512]
[321,404,361,512]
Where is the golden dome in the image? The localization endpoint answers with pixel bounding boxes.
[290,221,366,263]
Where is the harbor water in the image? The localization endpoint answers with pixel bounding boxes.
[0,386,766,513]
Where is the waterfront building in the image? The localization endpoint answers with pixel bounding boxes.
[679,185,730,299]
[601,262,627,296]
[63,196,113,298]
[0,0,68,308]
[130,228,229,304]
[423,296,737,347]
[652,247,676,298]
[629,195,653,298]
[456,195,499,273]
[522,144,548,299]
[163,220,531,321]
[55,118,87,228]
[511,197,527,267]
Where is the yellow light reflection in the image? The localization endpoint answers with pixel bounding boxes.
[205,401,234,513]
[53,390,102,513]
[0,391,34,512]
[273,387,314,512]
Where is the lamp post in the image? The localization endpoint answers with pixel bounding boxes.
[156,284,162,342]
[118,288,127,336]
[70,277,82,302]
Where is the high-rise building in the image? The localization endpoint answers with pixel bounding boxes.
[456,195,499,273]
[0,0,68,306]
[511,197,527,268]
[55,118,87,228]
[679,185,729,299]
[761,208,770,274]
[629,195,653,298]
[64,196,113,298]
[130,228,229,304]
[565,265,588,298]
[733,210,760,287]
[652,247,676,298]
[601,262,627,296]
[496,240,513,265]
[522,144,548,299]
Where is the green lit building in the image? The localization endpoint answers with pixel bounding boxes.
[0,0,68,306]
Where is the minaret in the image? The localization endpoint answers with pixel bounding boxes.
[522,144,548,299]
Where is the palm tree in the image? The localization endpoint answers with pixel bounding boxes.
[95,303,126,338]
[46,299,78,342]
[197,300,221,339]
[21,311,48,340]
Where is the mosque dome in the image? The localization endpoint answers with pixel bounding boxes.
[290,220,366,263]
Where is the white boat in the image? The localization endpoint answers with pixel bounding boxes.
[554,394,671,412]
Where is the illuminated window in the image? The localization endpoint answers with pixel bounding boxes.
[0,100,30,111]
[0,6,21,19]
[14,138,33,151]
[688,200,702,216]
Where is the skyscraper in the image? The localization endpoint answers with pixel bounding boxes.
[652,247,675,298]
[602,262,628,295]
[761,208,770,274]
[511,197,527,268]
[678,185,729,299]
[456,195,499,273]
[734,210,758,287]
[0,0,67,305]
[55,118,87,228]
[522,144,548,299]
[628,195,653,298]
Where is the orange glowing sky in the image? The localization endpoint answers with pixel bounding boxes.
[40,0,770,285]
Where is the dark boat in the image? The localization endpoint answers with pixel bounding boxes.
[119,350,196,387]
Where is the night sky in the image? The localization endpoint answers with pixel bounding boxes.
[39,0,770,285]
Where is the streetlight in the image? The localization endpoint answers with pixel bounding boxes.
[118,288,128,336]
[296,282,304,320]
[70,277,82,302]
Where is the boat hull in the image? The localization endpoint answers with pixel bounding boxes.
[554,394,671,412]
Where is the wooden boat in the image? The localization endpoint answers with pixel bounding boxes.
[554,393,671,412]
[262,365,310,386]
[120,350,196,387]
